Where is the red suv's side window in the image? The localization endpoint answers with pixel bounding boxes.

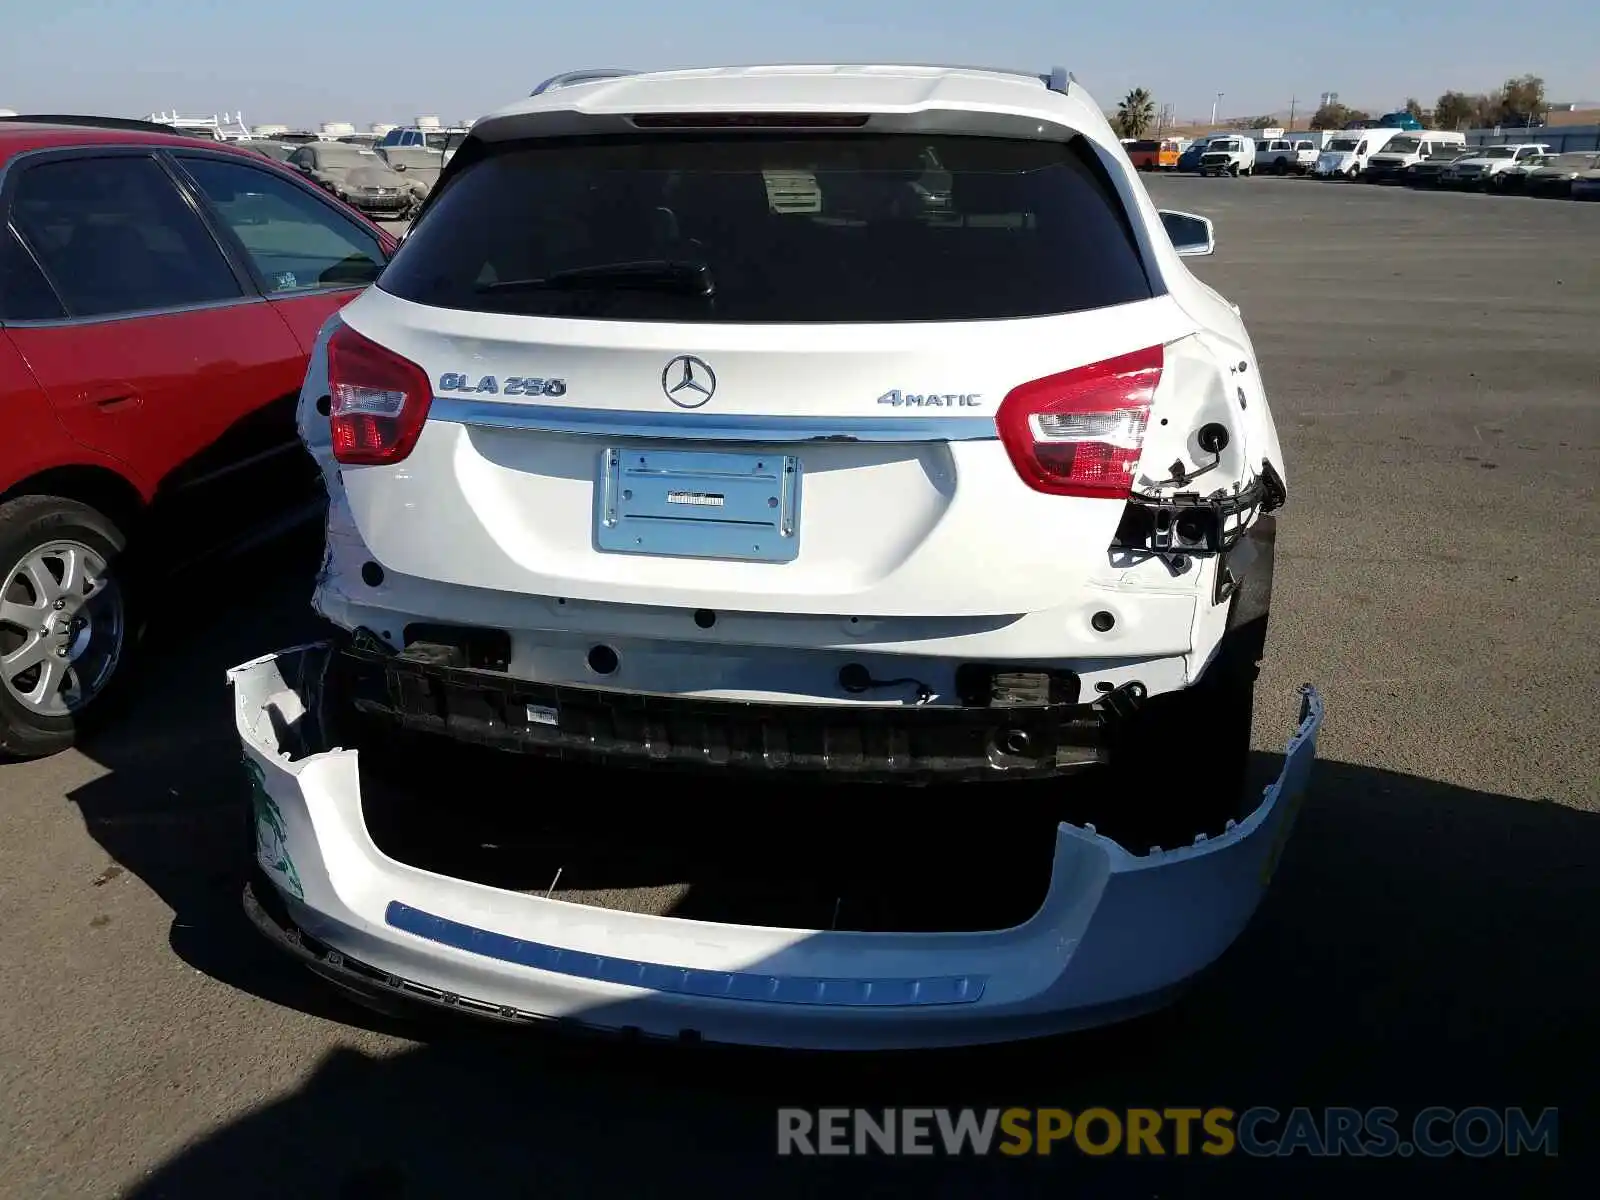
[0,227,65,321]
[175,156,387,294]
[9,154,242,318]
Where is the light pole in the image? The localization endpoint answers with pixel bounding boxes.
[1211,92,1224,126]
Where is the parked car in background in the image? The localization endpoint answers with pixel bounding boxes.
[1313,128,1404,179]
[1360,131,1467,183]
[0,116,397,756]
[1126,137,1182,170]
[1443,143,1550,189]
[1491,150,1560,193]
[1524,151,1600,198]
[1176,135,1222,172]
[374,144,444,201]
[1404,145,1474,187]
[1255,137,1319,175]
[245,140,298,163]
[378,126,445,151]
[1199,135,1256,176]
[378,127,468,161]
[287,141,419,219]
[1374,110,1424,131]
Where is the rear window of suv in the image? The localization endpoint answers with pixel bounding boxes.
[379,133,1156,322]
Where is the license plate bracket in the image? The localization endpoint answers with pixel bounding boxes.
[595,447,801,562]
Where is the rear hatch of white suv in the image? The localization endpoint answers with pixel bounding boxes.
[315,122,1216,619]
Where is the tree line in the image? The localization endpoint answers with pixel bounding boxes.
[1108,75,1552,138]
[1309,76,1549,131]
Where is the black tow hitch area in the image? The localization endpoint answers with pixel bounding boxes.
[1091,680,1147,724]
[1111,462,1286,559]
[331,644,1110,781]
[398,623,512,672]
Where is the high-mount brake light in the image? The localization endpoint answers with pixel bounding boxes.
[628,113,872,129]
[995,345,1164,499]
[326,324,433,466]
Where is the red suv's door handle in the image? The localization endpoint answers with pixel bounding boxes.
[82,384,142,412]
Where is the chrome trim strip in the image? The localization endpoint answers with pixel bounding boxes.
[0,292,267,329]
[385,902,987,1007]
[429,397,998,443]
[168,438,304,491]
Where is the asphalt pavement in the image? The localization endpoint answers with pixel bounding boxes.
[1,177,1596,1198]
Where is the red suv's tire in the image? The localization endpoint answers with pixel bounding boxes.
[0,496,133,759]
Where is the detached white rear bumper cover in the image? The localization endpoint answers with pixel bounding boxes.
[232,644,1322,1050]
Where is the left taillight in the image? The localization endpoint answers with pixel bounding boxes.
[994,345,1164,499]
[326,323,432,466]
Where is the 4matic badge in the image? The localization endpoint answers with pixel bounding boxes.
[877,390,982,408]
[437,373,567,397]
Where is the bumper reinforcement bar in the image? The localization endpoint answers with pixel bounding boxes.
[334,643,1109,781]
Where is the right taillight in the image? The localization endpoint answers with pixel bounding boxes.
[995,345,1164,498]
[326,323,432,466]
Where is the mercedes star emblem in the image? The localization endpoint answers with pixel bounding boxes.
[662,355,716,408]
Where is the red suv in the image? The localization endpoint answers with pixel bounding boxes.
[0,117,398,757]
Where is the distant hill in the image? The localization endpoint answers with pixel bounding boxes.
[1545,106,1600,126]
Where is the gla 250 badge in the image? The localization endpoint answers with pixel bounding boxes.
[437,373,567,397]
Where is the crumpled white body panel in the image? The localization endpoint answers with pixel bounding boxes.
[232,644,1322,1049]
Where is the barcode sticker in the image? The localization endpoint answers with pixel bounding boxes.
[666,491,725,507]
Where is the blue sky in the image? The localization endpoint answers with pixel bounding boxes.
[3,0,1595,128]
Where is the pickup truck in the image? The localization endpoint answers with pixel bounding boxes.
[1443,143,1552,189]
[1255,137,1319,175]
[1199,135,1257,176]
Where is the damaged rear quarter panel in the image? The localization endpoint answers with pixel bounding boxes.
[299,314,355,610]
[297,312,341,481]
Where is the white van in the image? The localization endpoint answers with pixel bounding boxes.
[1361,131,1467,183]
[1313,128,1404,179]
[1198,135,1258,176]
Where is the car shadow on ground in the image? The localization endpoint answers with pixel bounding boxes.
[99,756,1593,1198]
[60,554,1594,1195]
[61,528,406,1031]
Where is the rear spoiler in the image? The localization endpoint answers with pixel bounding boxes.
[529,64,1074,97]
[530,69,640,96]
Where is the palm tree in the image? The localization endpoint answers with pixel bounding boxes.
[1117,88,1156,138]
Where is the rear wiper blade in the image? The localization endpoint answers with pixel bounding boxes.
[476,259,715,296]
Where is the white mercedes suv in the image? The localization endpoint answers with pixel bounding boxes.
[233,64,1321,1049]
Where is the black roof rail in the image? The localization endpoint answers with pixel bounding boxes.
[530,69,639,96]
[0,113,221,137]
